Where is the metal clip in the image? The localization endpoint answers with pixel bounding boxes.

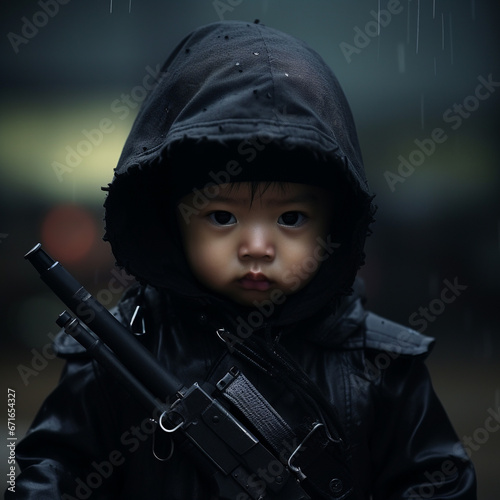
[287,422,324,481]
[216,328,229,343]
[151,419,175,462]
[130,305,146,336]
[159,410,184,433]
[216,366,239,391]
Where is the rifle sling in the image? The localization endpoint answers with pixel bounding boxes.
[217,368,295,457]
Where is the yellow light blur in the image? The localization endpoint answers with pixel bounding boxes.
[0,94,135,204]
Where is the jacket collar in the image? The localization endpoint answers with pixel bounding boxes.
[116,277,369,351]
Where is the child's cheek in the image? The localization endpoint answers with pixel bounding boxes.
[187,234,230,288]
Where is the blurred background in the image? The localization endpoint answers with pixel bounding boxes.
[1,0,499,497]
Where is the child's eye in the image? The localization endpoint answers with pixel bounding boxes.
[277,211,307,227]
[208,211,237,226]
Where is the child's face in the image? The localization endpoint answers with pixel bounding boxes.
[177,182,331,307]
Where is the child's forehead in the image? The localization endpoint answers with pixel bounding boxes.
[210,182,327,205]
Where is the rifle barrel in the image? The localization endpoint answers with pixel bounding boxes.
[25,243,182,405]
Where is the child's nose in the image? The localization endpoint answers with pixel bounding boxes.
[238,225,275,261]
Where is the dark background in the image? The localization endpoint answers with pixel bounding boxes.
[1,0,499,497]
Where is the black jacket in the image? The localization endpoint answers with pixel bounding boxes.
[13,20,476,499]
[14,283,476,499]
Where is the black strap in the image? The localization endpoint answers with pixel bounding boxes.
[217,367,296,457]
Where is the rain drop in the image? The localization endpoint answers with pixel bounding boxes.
[284,72,289,77]
[377,0,381,36]
[253,52,259,56]
[235,62,240,66]
[448,13,454,65]
[441,13,445,50]
[420,93,425,130]
[406,0,411,44]
[416,0,420,54]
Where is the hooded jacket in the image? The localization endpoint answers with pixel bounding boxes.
[13,21,476,499]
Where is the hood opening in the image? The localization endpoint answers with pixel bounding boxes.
[103,20,376,325]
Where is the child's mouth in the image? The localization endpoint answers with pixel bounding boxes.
[238,272,272,291]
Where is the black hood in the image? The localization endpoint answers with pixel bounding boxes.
[103,20,375,325]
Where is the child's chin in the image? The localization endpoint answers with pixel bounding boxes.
[225,287,291,309]
[226,290,274,308]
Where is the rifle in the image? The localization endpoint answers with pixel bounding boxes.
[24,243,312,500]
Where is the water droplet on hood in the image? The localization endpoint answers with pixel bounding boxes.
[235,62,240,66]
[253,52,259,56]
[284,72,289,77]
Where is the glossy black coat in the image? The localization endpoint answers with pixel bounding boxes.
[13,284,477,499]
